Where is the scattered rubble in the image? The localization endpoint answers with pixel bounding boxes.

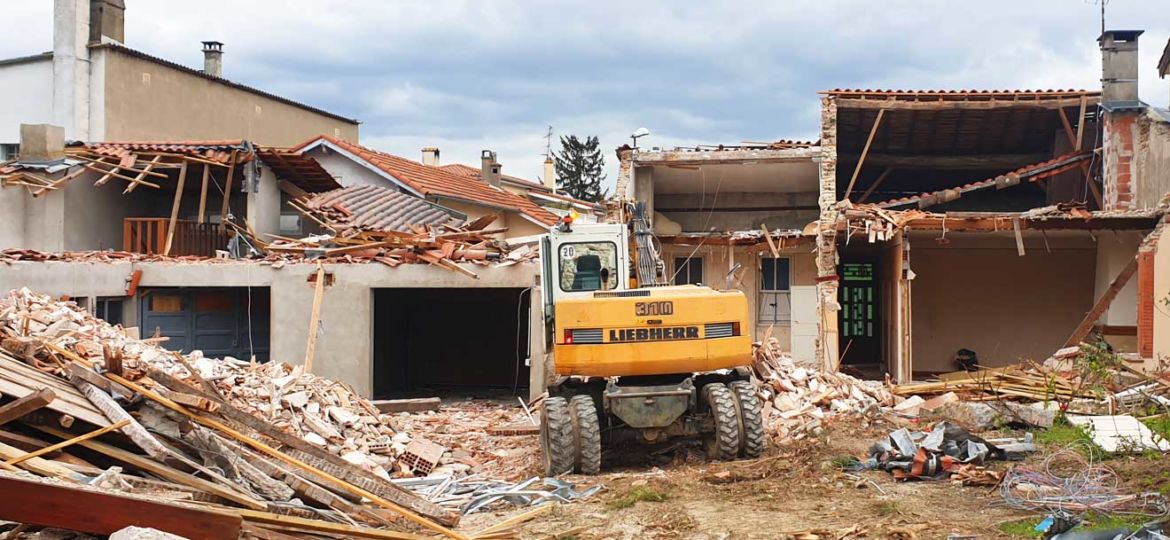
[0,288,596,539]
[751,335,894,442]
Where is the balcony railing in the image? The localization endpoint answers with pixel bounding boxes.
[123,218,230,258]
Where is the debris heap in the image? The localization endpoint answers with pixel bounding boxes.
[751,336,894,441]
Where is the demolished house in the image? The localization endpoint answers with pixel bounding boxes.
[813,30,1170,381]
[616,140,822,363]
[0,131,550,401]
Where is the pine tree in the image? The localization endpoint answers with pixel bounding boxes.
[554,135,606,202]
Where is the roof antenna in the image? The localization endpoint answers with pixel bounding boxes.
[543,125,554,159]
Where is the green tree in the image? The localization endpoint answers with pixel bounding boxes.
[555,135,606,202]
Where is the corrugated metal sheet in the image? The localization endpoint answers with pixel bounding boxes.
[304,184,464,233]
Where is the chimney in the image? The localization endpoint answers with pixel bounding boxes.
[480,150,501,187]
[543,157,556,191]
[201,41,224,78]
[88,0,124,44]
[19,124,66,163]
[421,147,440,166]
[1099,30,1144,105]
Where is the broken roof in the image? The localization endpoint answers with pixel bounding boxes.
[440,163,604,212]
[296,135,561,227]
[821,88,1099,104]
[301,184,464,234]
[1160,37,1170,78]
[89,43,359,125]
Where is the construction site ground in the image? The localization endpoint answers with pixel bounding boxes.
[446,401,1170,540]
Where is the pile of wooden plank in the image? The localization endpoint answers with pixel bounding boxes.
[751,336,894,442]
[891,365,1094,402]
[0,289,562,539]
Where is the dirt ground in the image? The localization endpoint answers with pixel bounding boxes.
[451,409,1170,540]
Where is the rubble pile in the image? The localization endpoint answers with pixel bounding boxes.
[751,336,894,441]
[0,288,591,538]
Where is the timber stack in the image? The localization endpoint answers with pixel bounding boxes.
[0,288,562,539]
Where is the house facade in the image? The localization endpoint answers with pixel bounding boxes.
[0,0,359,154]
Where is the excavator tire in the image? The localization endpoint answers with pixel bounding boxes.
[729,380,765,458]
[569,395,601,474]
[703,384,741,461]
[541,397,575,475]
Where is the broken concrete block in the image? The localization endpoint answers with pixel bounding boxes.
[1003,401,1057,428]
[893,395,926,416]
[920,392,958,413]
[932,401,1001,431]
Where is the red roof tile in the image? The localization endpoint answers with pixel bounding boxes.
[298,136,561,226]
[304,184,463,233]
[80,140,245,164]
[439,163,602,210]
[873,151,1093,210]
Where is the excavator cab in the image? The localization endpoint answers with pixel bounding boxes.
[537,205,763,475]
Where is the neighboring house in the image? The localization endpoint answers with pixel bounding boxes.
[0,0,358,151]
[0,131,547,399]
[616,141,822,363]
[295,136,563,240]
[439,157,606,223]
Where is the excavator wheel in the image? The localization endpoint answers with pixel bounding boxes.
[729,380,765,458]
[569,395,602,474]
[541,397,575,475]
[703,383,741,461]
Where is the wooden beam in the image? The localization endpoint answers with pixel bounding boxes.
[3,418,129,466]
[1057,107,1078,149]
[197,164,211,224]
[760,224,780,259]
[82,164,162,189]
[122,155,163,194]
[304,263,326,374]
[0,388,55,426]
[844,108,885,200]
[840,152,1050,170]
[0,473,242,540]
[144,369,459,526]
[237,509,434,540]
[69,152,170,179]
[107,374,468,539]
[219,151,238,228]
[163,160,188,256]
[31,166,88,197]
[858,167,893,203]
[1063,255,1140,347]
[371,397,441,414]
[31,423,267,510]
[1075,95,1088,151]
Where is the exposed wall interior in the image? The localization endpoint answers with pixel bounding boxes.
[1154,225,1170,359]
[372,288,530,397]
[1093,230,1144,352]
[906,231,1097,373]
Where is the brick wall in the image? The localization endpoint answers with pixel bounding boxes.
[1137,250,1155,357]
[1102,111,1138,210]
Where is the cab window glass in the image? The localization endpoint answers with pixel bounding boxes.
[559,242,617,292]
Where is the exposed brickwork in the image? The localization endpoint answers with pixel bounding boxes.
[1102,112,1138,211]
[1137,250,1155,357]
[815,96,840,371]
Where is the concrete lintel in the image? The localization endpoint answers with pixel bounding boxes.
[632,146,819,166]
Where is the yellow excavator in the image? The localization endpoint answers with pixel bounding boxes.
[538,202,763,474]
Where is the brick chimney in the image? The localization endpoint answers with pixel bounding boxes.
[543,157,556,191]
[421,147,440,166]
[480,150,501,187]
[201,41,223,78]
[1099,30,1144,105]
[88,0,124,44]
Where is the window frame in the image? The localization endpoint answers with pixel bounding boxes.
[758,257,792,324]
[557,240,619,293]
[672,256,704,286]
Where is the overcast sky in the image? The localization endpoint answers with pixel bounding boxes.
[3,1,1168,189]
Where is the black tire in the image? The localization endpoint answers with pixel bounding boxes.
[569,395,601,474]
[729,380,765,459]
[541,397,575,475]
[704,384,741,461]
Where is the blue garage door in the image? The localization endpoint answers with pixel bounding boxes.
[139,288,270,362]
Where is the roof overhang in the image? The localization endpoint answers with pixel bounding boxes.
[300,138,424,197]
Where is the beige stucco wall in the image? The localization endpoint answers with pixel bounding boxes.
[909,233,1096,373]
[1135,113,1170,210]
[1094,231,1143,352]
[102,51,358,146]
[660,243,817,362]
[1155,227,1170,360]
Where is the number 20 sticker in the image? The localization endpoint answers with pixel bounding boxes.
[561,245,576,259]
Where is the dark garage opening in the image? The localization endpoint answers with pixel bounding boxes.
[373,288,530,398]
